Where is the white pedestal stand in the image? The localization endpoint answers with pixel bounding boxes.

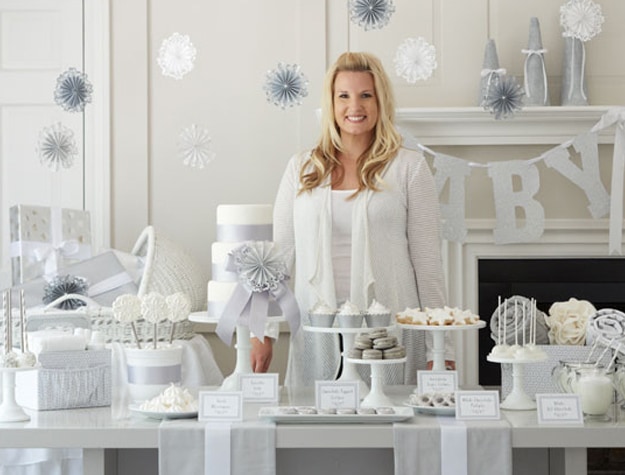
[487,353,547,410]
[398,321,486,371]
[345,357,406,407]
[0,367,33,422]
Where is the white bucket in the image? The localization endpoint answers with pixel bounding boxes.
[125,344,183,402]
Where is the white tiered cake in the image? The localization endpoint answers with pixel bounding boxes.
[207,204,273,317]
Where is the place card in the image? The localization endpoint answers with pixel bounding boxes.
[239,373,279,403]
[315,381,359,409]
[417,370,458,394]
[536,394,584,425]
[198,391,243,422]
[455,390,500,420]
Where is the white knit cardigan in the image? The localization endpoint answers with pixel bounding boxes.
[274,147,453,386]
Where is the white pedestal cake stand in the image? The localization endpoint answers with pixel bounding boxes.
[0,367,34,422]
[398,321,486,371]
[189,311,284,391]
[345,357,406,407]
[486,353,547,410]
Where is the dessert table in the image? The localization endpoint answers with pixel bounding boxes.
[0,386,623,475]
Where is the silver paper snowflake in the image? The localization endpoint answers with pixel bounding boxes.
[36,122,79,171]
[231,242,288,293]
[560,0,604,42]
[54,67,93,113]
[43,274,89,310]
[177,124,216,168]
[483,75,525,120]
[157,32,197,80]
[394,37,438,83]
[349,0,395,31]
[263,62,308,109]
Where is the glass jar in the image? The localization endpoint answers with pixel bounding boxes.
[551,360,597,393]
[571,366,614,420]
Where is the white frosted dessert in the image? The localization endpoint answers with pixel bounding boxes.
[309,300,336,327]
[337,300,363,328]
[139,383,198,413]
[365,300,391,327]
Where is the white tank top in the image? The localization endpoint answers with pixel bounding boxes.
[331,189,355,302]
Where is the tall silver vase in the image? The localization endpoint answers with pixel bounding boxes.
[561,37,588,106]
[523,17,550,106]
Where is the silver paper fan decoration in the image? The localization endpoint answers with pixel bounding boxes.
[349,0,395,31]
[36,122,79,171]
[483,74,525,120]
[177,124,216,169]
[157,32,197,80]
[43,274,89,310]
[54,67,93,113]
[394,37,438,83]
[560,0,604,42]
[263,62,308,109]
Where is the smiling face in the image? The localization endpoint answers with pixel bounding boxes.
[333,71,379,144]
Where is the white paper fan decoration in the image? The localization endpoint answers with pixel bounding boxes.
[36,122,79,171]
[157,33,197,80]
[263,62,308,109]
[560,0,604,42]
[349,0,395,31]
[177,124,216,169]
[54,67,93,113]
[394,37,438,83]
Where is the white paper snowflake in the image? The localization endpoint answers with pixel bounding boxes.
[263,62,308,109]
[157,32,197,80]
[349,0,395,31]
[560,0,604,42]
[483,74,525,120]
[54,67,93,113]
[177,124,216,168]
[36,122,79,171]
[394,37,438,83]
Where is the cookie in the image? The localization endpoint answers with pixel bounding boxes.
[375,407,395,414]
[362,349,383,360]
[317,407,337,415]
[357,407,377,415]
[336,408,357,415]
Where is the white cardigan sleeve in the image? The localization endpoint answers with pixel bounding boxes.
[273,154,301,274]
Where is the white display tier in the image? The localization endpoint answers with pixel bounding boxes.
[487,353,548,411]
[0,367,36,422]
[398,321,486,371]
[345,357,406,407]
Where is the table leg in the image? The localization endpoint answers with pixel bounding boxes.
[549,448,587,475]
[84,448,105,475]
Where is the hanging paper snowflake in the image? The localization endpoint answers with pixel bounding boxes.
[157,32,197,80]
[560,0,604,42]
[43,274,89,310]
[263,62,308,109]
[36,122,79,171]
[393,37,438,83]
[177,124,216,168]
[483,74,525,120]
[54,67,93,113]
[349,0,395,31]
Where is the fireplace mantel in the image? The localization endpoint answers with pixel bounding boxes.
[395,106,615,146]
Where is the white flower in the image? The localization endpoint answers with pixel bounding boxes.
[394,37,437,83]
[157,33,197,80]
[112,294,142,323]
[263,63,308,109]
[166,292,191,323]
[141,292,169,324]
[36,122,79,171]
[545,298,596,345]
[177,124,216,169]
[349,0,395,31]
[560,0,604,42]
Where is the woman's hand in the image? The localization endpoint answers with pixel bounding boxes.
[250,337,273,373]
[426,360,455,370]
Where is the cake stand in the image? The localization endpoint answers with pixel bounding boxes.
[0,367,35,422]
[189,311,284,391]
[345,357,406,407]
[303,325,394,396]
[486,353,547,410]
[398,321,486,371]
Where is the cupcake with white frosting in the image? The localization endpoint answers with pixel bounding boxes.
[365,300,392,328]
[308,300,336,328]
[337,300,364,328]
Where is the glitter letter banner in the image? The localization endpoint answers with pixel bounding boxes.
[433,153,472,242]
[488,160,545,244]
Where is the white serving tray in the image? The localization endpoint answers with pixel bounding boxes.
[258,406,413,424]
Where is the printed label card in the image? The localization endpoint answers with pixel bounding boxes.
[417,370,458,394]
[455,390,500,420]
[239,373,279,403]
[315,381,359,409]
[536,394,584,425]
[198,391,243,422]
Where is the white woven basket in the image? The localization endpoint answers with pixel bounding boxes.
[131,226,207,312]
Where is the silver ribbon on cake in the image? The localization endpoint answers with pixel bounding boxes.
[216,241,300,346]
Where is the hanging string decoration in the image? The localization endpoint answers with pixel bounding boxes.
[393,37,437,83]
[43,274,89,310]
[36,122,79,171]
[177,124,216,169]
[263,62,308,109]
[348,0,395,31]
[54,68,93,113]
[560,0,604,42]
[157,32,197,80]
[483,74,525,120]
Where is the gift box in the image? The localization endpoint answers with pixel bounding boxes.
[10,204,92,284]
[15,348,111,410]
[11,250,138,309]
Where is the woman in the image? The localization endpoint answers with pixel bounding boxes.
[252,51,453,385]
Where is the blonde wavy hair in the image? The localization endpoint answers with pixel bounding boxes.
[299,51,402,195]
